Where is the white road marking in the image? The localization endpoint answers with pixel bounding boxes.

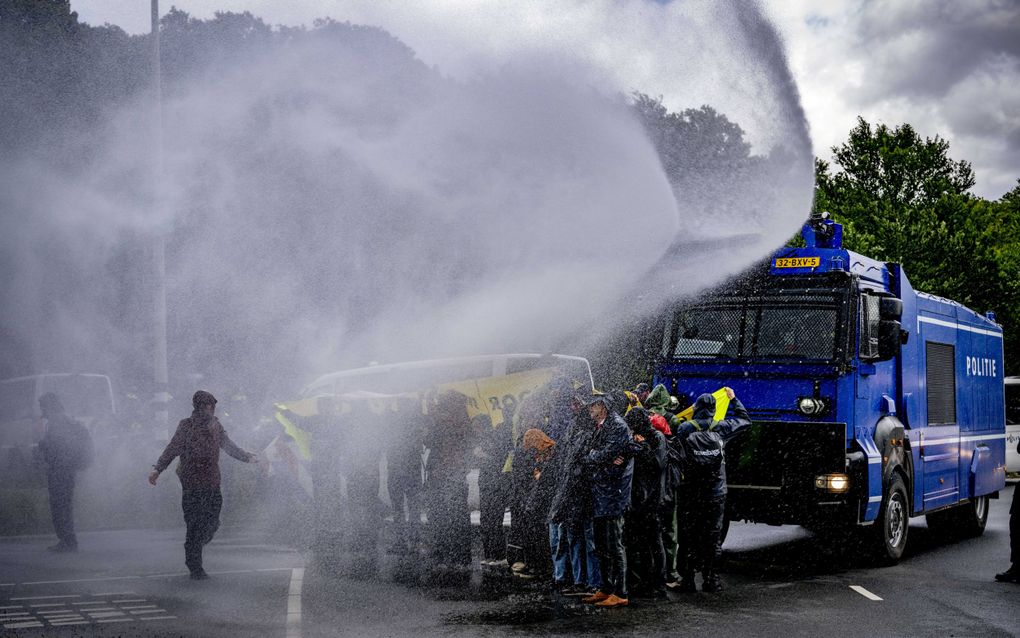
[23,575,138,585]
[94,591,135,596]
[850,585,883,601]
[286,567,305,638]
[30,602,72,607]
[206,568,290,576]
[1,591,177,628]
[13,567,294,586]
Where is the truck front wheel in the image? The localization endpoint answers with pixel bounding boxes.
[871,473,909,565]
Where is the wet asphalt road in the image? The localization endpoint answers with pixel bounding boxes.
[0,527,303,637]
[300,483,1019,638]
[1,484,1017,637]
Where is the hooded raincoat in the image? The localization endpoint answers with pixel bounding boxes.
[672,393,752,498]
[585,409,634,518]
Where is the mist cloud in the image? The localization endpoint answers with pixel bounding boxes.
[3,2,814,399]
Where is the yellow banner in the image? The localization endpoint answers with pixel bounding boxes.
[272,366,579,462]
[674,387,731,423]
[434,367,559,428]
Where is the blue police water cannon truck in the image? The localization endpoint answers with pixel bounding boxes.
[655,212,1007,563]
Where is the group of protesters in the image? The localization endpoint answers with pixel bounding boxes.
[469,379,752,608]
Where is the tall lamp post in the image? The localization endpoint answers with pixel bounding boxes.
[152,0,169,432]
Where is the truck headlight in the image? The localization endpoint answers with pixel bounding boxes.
[797,397,827,415]
[815,473,850,493]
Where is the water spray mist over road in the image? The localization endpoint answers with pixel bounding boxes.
[0,0,812,397]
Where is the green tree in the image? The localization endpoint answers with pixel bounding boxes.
[816,118,1020,373]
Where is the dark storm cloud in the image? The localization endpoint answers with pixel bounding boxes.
[854,1,1020,101]
[792,0,1020,198]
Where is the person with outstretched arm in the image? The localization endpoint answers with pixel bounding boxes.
[148,391,258,580]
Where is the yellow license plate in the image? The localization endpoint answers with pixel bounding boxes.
[774,257,820,268]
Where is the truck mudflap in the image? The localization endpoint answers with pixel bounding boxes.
[725,421,848,526]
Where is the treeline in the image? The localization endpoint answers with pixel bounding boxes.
[813,118,1020,373]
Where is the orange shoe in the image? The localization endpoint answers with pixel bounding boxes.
[582,591,610,604]
[594,594,629,608]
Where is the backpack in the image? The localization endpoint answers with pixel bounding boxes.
[678,420,723,478]
[70,421,94,471]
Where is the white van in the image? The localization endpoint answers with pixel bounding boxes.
[301,353,595,398]
[1006,377,1020,473]
[0,373,116,450]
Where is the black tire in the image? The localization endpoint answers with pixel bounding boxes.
[928,495,990,539]
[871,473,909,565]
[953,494,990,537]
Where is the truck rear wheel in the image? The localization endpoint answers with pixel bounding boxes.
[954,494,990,537]
[870,474,909,565]
[927,495,989,539]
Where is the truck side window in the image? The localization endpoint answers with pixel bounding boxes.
[859,294,880,359]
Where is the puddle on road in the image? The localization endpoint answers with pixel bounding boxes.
[444,592,599,626]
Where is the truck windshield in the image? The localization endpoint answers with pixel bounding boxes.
[661,290,849,363]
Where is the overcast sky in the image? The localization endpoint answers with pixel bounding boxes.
[71,0,1019,199]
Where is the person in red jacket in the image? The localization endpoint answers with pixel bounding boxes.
[148,391,258,580]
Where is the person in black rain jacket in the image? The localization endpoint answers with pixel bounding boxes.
[672,388,751,593]
[582,394,634,608]
[624,407,667,597]
[38,393,93,552]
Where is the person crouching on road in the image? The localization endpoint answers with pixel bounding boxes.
[149,391,259,580]
[582,394,634,608]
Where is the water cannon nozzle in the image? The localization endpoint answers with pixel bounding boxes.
[803,211,842,249]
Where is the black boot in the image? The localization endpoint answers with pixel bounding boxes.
[676,573,697,593]
[701,573,723,593]
[994,565,1020,583]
